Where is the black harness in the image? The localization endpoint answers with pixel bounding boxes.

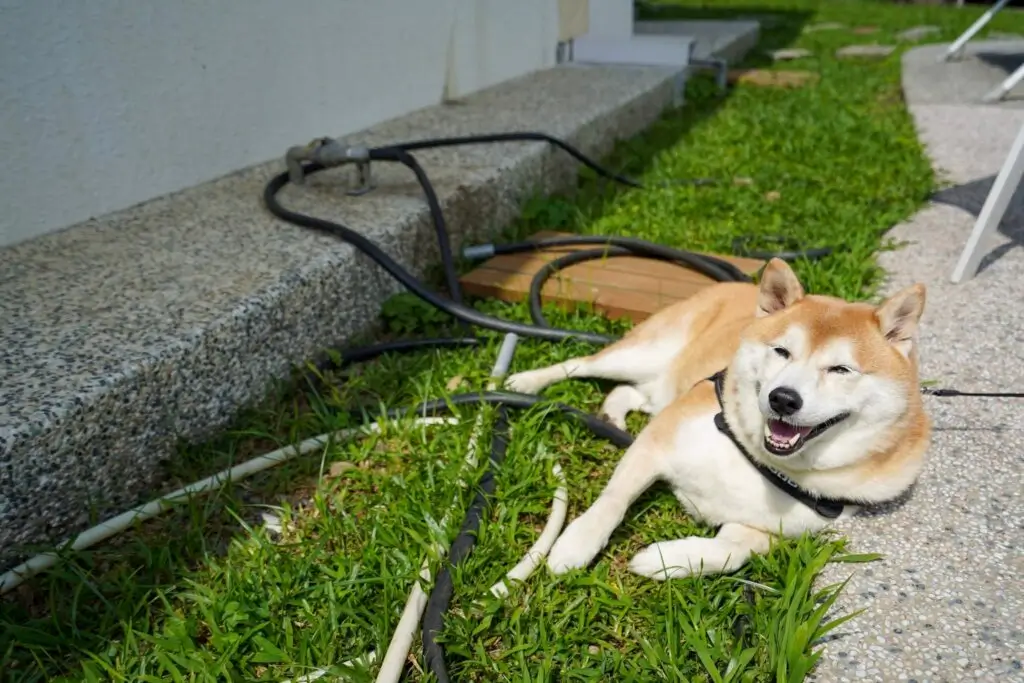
[709,370,860,519]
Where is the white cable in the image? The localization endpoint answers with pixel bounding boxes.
[0,417,456,596]
[280,651,378,683]
[488,462,567,598]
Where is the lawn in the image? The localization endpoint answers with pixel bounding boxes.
[4,1,1022,681]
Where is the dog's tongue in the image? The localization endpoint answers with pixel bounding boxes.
[768,419,813,440]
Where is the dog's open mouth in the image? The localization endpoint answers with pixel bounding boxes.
[763,414,850,456]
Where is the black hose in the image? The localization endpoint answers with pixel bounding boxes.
[379,147,464,304]
[384,132,717,188]
[264,164,612,346]
[492,235,752,282]
[421,407,510,683]
[354,390,634,447]
[316,338,481,373]
[265,162,753,347]
[527,248,630,334]
[487,236,752,329]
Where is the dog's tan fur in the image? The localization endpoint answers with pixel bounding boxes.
[506,258,931,579]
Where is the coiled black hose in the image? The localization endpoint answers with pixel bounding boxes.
[475,236,751,331]
[264,167,752,347]
[266,151,751,349]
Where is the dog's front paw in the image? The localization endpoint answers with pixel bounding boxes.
[628,538,711,581]
[504,370,547,395]
[546,512,612,575]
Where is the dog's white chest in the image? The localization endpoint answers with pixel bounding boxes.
[662,411,827,533]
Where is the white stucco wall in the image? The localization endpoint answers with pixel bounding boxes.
[0,0,562,248]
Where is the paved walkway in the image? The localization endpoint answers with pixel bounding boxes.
[812,42,1024,683]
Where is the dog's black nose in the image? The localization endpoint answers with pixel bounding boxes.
[768,387,803,416]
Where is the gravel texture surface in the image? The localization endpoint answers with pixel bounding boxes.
[811,45,1024,683]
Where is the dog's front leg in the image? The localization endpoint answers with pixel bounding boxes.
[547,435,666,574]
[628,523,772,581]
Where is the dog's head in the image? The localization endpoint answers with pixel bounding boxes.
[725,258,929,484]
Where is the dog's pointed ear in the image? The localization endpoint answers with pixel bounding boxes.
[875,283,926,357]
[756,258,805,317]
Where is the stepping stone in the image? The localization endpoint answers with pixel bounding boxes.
[836,44,896,59]
[727,69,820,88]
[853,26,879,35]
[770,48,813,61]
[898,25,940,42]
[803,22,844,34]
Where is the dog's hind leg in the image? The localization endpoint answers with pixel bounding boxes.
[627,523,772,581]
[546,430,668,574]
[598,385,652,430]
[504,329,688,396]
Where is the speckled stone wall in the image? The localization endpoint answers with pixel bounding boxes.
[0,64,682,571]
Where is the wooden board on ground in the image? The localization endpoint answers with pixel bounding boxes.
[459,231,766,324]
[727,69,820,88]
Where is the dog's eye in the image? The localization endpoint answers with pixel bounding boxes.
[828,365,852,375]
[772,346,791,360]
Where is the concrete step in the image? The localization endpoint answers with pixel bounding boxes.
[0,62,690,570]
[635,19,761,64]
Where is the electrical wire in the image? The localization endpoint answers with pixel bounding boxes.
[731,235,835,262]
[921,387,1024,398]
[0,417,459,596]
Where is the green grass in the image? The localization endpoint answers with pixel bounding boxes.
[5,1,1023,681]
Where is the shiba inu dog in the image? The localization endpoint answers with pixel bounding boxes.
[505,258,931,580]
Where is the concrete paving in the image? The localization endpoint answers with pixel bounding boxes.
[810,43,1024,683]
[903,40,1024,109]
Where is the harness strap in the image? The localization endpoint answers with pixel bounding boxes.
[708,370,858,520]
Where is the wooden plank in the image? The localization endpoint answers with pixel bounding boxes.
[727,69,820,88]
[458,231,765,323]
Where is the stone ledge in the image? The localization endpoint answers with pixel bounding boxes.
[635,19,761,64]
[0,63,685,570]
